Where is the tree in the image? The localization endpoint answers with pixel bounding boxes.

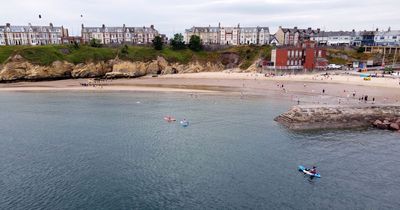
[188,35,202,51]
[120,44,129,56]
[152,36,163,50]
[90,38,102,48]
[170,33,186,50]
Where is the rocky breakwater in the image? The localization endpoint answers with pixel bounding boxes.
[372,118,400,131]
[275,104,400,131]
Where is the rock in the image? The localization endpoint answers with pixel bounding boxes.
[373,120,382,127]
[377,123,389,130]
[146,60,159,74]
[244,63,259,73]
[0,58,74,81]
[390,123,400,131]
[72,62,112,78]
[396,118,400,124]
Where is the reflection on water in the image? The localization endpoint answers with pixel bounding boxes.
[0,91,399,209]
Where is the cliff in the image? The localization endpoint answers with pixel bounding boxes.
[0,45,270,82]
[275,105,400,130]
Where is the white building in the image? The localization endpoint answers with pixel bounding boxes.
[310,31,355,46]
[374,29,400,46]
[185,24,271,46]
[239,27,270,45]
[81,24,159,45]
[0,23,67,46]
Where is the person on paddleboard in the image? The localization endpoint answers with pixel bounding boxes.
[309,166,317,174]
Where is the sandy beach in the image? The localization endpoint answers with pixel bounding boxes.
[1,72,399,105]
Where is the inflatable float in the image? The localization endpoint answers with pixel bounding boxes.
[164,116,176,122]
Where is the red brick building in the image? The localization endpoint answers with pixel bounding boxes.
[271,41,328,71]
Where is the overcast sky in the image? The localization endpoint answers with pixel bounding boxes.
[1,0,399,36]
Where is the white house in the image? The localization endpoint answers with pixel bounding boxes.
[185,24,271,46]
[374,29,400,46]
[0,23,67,46]
[310,31,354,46]
[81,24,159,45]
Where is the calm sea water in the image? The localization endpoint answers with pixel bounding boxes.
[0,91,399,209]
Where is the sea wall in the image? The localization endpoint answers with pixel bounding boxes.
[275,105,400,130]
[0,54,228,82]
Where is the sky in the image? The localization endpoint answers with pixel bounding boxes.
[1,0,399,36]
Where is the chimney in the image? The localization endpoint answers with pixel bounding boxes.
[352,29,355,32]
[102,24,105,29]
[388,27,391,32]
[294,26,298,30]
[376,28,379,32]
[123,24,125,28]
[317,28,321,33]
[150,25,154,29]
[6,23,10,27]
[218,22,221,28]
[49,23,53,28]
[238,23,240,28]
[81,24,84,29]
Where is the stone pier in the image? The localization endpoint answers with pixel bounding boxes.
[275,104,400,130]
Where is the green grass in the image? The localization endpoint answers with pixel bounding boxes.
[0,46,24,64]
[65,46,117,64]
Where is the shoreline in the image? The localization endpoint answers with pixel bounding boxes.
[0,72,399,105]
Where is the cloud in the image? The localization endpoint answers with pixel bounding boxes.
[0,0,399,36]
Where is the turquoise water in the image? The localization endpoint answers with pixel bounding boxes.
[0,91,399,209]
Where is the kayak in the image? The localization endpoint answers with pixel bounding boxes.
[298,165,321,178]
[180,120,189,127]
[164,116,176,122]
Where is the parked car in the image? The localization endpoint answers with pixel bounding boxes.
[327,64,342,70]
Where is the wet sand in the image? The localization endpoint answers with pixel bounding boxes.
[0,72,399,105]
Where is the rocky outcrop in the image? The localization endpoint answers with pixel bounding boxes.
[0,55,74,81]
[0,54,227,82]
[275,105,400,130]
[372,118,400,131]
[72,61,113,78]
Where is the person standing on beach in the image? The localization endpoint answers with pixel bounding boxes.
[322,89,325,94]
[373,97,375,104]
[365,95,368,103]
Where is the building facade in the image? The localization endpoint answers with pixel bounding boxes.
[275,27,320,46]
[271,41,328,71]
[310,31,355,46]
[374,29,400,46]
[184,24,270,45]
[81,24,159,45]
[0,23,67,46]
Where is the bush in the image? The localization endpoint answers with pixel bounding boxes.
[90,39,102,48]
[357,47,365,53]
[152,36,164,50]
[188,35,202,51]
[170,33,186,50]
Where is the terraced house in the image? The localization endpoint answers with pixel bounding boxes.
[310,31,356,46]
[275,26,320,46]
[81,24,159,45]
[374,28,400,46]
[184,23,271,45]
[0,23,68,46]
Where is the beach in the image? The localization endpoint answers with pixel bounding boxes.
[1,72,399,104]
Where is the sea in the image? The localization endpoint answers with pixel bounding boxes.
[0,91,399,209]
